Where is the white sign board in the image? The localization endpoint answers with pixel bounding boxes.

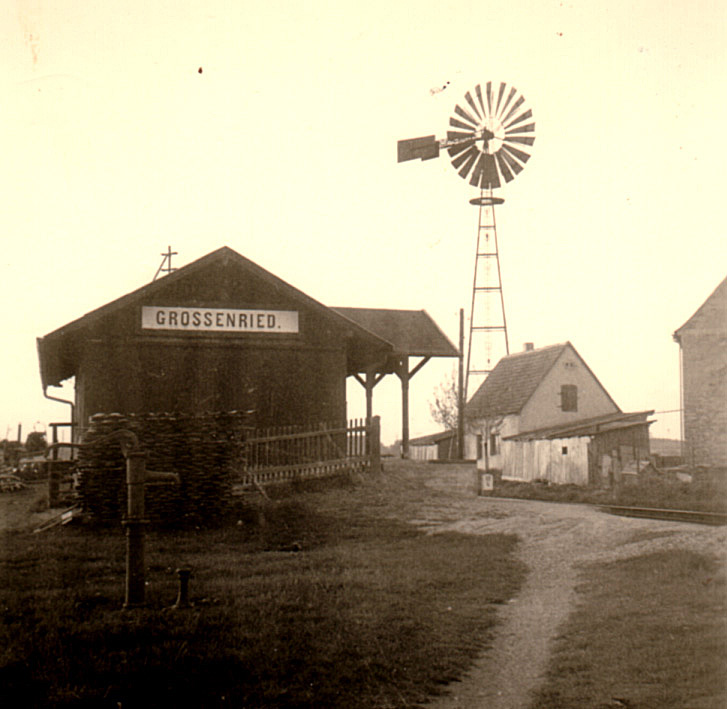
[141,306,299,333]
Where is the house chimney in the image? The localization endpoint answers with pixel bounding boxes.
[524,342,534,351]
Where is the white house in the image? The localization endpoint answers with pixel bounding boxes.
[465,342,653,485]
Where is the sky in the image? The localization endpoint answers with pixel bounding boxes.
[1,0,725,446]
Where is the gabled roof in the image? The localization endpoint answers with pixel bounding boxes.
[37,246,393,388]
[465,343,570,419]
[504,410,654,441]
[465,341,620,420]
[331,308,459,358]
[673,275,727,342]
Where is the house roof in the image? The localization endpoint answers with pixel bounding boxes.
[465,343,570,419]
[409,429,456,446]
[465,341,620,420]
[37,246,393,388]
[331,308,459,359]
[504,410,654,441]
[673,275,727,342]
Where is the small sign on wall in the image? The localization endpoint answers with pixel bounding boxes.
[142,306,299,333]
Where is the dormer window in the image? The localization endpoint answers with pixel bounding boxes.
[560,384,578,412]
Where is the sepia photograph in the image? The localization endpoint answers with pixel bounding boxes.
[1,1,725,706]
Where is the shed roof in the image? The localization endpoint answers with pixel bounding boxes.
[504,410,654,441]
[37,246,393,388]
[465,343,570,419]
[409,429,456,446]
[673,274,727,342]
[331,308,459,359]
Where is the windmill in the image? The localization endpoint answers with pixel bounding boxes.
[397,82,535,400]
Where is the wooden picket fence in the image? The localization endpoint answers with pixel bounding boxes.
[233,416,381,487]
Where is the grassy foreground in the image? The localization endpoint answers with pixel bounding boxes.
[0,476,524,708]
[531,549,727,708]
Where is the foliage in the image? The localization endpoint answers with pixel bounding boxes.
[24,432,47,455]
[429,370,460,432]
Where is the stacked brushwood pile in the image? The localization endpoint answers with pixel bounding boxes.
[76,411,252,525]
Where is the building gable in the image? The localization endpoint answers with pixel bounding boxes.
[38,246,391,388]
[673,275,727,341]
[520,345,620,431]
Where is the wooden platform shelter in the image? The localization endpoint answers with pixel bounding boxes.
[333,308,460,457]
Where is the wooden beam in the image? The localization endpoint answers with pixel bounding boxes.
[408,356,431,379]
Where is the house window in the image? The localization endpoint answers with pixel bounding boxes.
[561,384,578,412]
[490,432,499,455]
[476,434,483,459]
[562,446,568,455]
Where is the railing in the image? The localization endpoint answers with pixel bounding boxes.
[234,416,380,486]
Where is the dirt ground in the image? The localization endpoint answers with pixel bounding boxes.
[402,463,727,709]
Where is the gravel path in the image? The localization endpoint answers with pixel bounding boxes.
[408,469,727,709]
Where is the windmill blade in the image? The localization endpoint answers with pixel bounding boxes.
[498,86,517,119]
[469,153,486,186]
[495,152,515,183]
[501,143,531,164]
[450,116,477,132]
[448,141,475,158]
[504,109,532,130]
[505,122,535,135]
[475,84,486,118]
[504,135,535,146]
[452,144,480,170]
[465,91,481,120]
[502,96,525,125]
[447,130,477,142]
[457,147,480,180]
[479,153,501,189]
[486,82,493,115]
[498,147,524,175]
[495,82,506,115]
[454,104,480,128]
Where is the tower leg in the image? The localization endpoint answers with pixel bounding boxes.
[465,189,509,400]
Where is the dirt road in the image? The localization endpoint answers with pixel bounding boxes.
[402,466,727,709]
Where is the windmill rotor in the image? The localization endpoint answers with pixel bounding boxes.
[447,82,534,189]
[397,81,535,190]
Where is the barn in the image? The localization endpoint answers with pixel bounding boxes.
[36,247,394,440]
[673,275,727,467]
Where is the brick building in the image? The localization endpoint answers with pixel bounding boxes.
[673,276,727,467]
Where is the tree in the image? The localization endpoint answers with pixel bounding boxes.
[429,371,459,432]
[25,431,47,455]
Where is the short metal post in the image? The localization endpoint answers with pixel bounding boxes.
[173,567,192,609]
[123,451,148,609]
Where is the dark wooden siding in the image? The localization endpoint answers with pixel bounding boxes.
[72,258,349,432]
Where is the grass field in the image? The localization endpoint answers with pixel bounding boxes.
[0,476,525,708]
[530,549,727,708]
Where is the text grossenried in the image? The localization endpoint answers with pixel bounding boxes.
[141,306,299,333]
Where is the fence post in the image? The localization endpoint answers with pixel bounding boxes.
[368,416,382,474]
[123,450,148,609]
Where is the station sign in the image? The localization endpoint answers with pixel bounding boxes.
[142,306,299,333]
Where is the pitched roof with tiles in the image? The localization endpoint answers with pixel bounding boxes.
[465,343,571,420]
[331,308,459,358]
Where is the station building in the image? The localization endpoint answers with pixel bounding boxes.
[37,246,458,448]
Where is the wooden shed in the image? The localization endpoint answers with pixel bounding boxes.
[37,247,392,439]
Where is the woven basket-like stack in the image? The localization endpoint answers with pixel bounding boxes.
[76,411,253,525]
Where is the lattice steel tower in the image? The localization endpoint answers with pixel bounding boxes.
[397,81,534,400]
